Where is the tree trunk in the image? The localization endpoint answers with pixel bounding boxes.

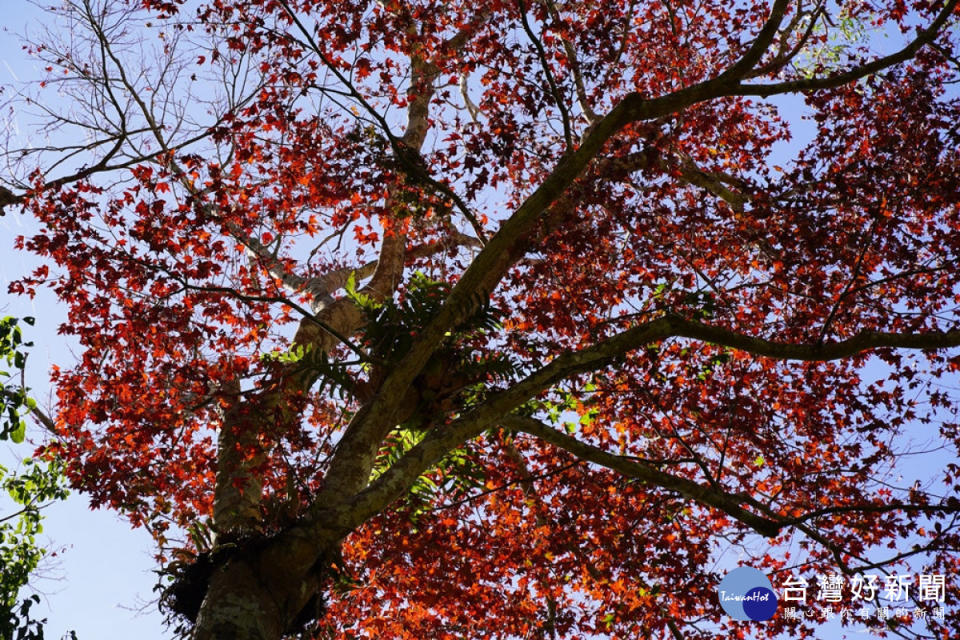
[191,528,335,640]
[192,557,289,640]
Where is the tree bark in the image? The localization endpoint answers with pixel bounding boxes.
[191,527,337,640]
[193,557,289,640]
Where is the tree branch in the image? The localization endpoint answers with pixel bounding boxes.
[665,313,960,361]
[542,0,598,125]
[719,0,792,80]
[734,0,960,96]
[501,414,782,537]
[517,0,574,148]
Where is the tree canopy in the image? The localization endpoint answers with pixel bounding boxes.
[3,0,960,638]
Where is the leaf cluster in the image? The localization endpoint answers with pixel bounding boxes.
[0,316,36,444]
[0,318,72,640]
[369,426,485,523]
[282,272,520,403]
[348,271,504,364]
[1,460,68,640]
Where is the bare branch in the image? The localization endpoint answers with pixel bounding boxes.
[459,74,481,123]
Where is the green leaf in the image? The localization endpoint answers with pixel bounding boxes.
[9,421,25,444]
[345,271,357,296]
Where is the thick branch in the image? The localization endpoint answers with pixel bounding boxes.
[307,25,460,502]
[324,81,740,474]
[318,311,960,532]
[666,313,960,361]
[314,318,679,528]
[501,415,782,537]
[316,413,490,533]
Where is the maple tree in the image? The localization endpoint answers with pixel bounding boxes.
[3,0,960,637]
